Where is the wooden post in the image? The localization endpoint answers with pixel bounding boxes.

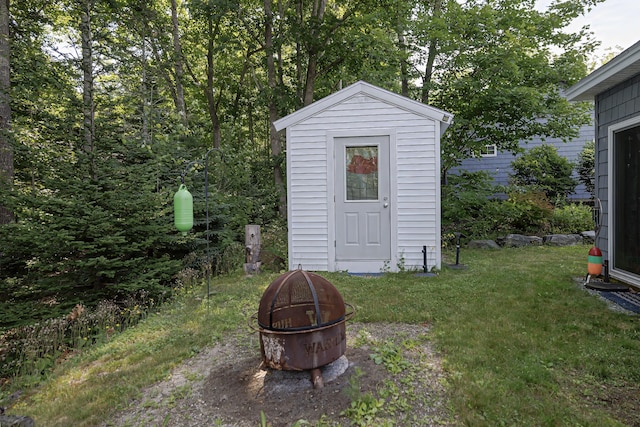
[244,224,261,275]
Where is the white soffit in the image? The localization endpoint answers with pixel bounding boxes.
[566,40,640,102]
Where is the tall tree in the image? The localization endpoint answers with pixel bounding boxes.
[0,0,11,224]
[170,0,188,125]
[300,0,327,106]
[185,0,240,149]
[264,0,286,217]
[411,0,601,175]
[79,0,95,178]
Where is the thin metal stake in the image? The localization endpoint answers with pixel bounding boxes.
[204,147,219,309]
[454,232,462,265]
[422,245,427,273]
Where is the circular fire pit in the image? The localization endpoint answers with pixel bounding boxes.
[249,269,354,387]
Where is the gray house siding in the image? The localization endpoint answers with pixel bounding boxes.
[566,40,640,288]
[593,73,640,260]
[449,119,594,201]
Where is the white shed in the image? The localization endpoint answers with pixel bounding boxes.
[273,81,453,273]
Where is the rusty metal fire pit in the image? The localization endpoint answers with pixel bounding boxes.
[249,269,354,388]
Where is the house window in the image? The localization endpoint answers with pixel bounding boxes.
[480,144,497,157]
[609,119,640,282]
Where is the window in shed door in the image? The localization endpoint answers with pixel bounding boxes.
[345,146,378,200]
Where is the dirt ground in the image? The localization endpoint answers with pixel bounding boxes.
[104,322,454,427]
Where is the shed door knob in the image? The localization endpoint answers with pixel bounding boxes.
[383,203,389,208]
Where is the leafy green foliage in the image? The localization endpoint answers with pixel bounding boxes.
[550,203,593,234]
[1,0,604,329]
[369,341,410,374]
[0,140,189,327]
[0,297,158,380]
[428,0,597,170]
[510,144,578,203]
[260,219,288,272]
[441,171,500,238]
[499,189,554,234]
[576,140,595,197]
[341,392,387,427]
[442,171,591,238]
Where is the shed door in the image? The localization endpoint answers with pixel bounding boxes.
[335,136,391,262]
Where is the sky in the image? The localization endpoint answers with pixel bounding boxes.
[539,0,640,58]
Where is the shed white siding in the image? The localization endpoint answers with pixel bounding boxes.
[276,81,452,273]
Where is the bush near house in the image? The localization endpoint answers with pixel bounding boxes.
[576,140,595,197]
[442,171,593,240]
[509,144,578,204]
[550,203,594,234]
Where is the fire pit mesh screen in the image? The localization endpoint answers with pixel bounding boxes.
[258,269,346,331]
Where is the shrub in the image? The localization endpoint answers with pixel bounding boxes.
[576,140,595,198]
[491,189,553,235]
[442,171,499,238]
[510,144,577,204]
[442,171,588,240]
[550,203,593,234]
[261,219,288,272]
[0,296,158,379]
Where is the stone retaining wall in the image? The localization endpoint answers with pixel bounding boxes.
[467,231,595,249]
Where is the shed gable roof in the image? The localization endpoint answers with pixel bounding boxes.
[566,40,640,102]
[273,80,453,134]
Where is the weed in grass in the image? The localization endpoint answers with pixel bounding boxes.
[369,341,410,374]
[166,383,192,408]
[258,412,326,427]
[259,410,269,427]
[353,329,373,348]
[379,379,412,415]
[184,371,203,382]
[1,295,160,382]
[142,399,159,409]
[340,390,387,427]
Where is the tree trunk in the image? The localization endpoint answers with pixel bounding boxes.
[80,0,95,179]
[294,0,303,105]
[0,0,12,224]
[170,0,187,125]
[302,0,327,107]
[264,0,286,218]
[141,27,151,145]
[398,29,409,97]
[421,0,441,104]
[303,55,317,107]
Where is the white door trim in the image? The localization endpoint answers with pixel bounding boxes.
[607,116,640,287]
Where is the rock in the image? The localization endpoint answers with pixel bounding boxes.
[0,415,35,427]
[528,236,543,246]
[459,233,588,250]
[502,234,540,248]
[581,230,596,243]
[543,234,583,246]
[467,239,500,249]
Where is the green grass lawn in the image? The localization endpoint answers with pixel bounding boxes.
[5,244,640,426]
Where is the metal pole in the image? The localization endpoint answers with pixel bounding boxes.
[422,245,427,273]
[204,147,219,303]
